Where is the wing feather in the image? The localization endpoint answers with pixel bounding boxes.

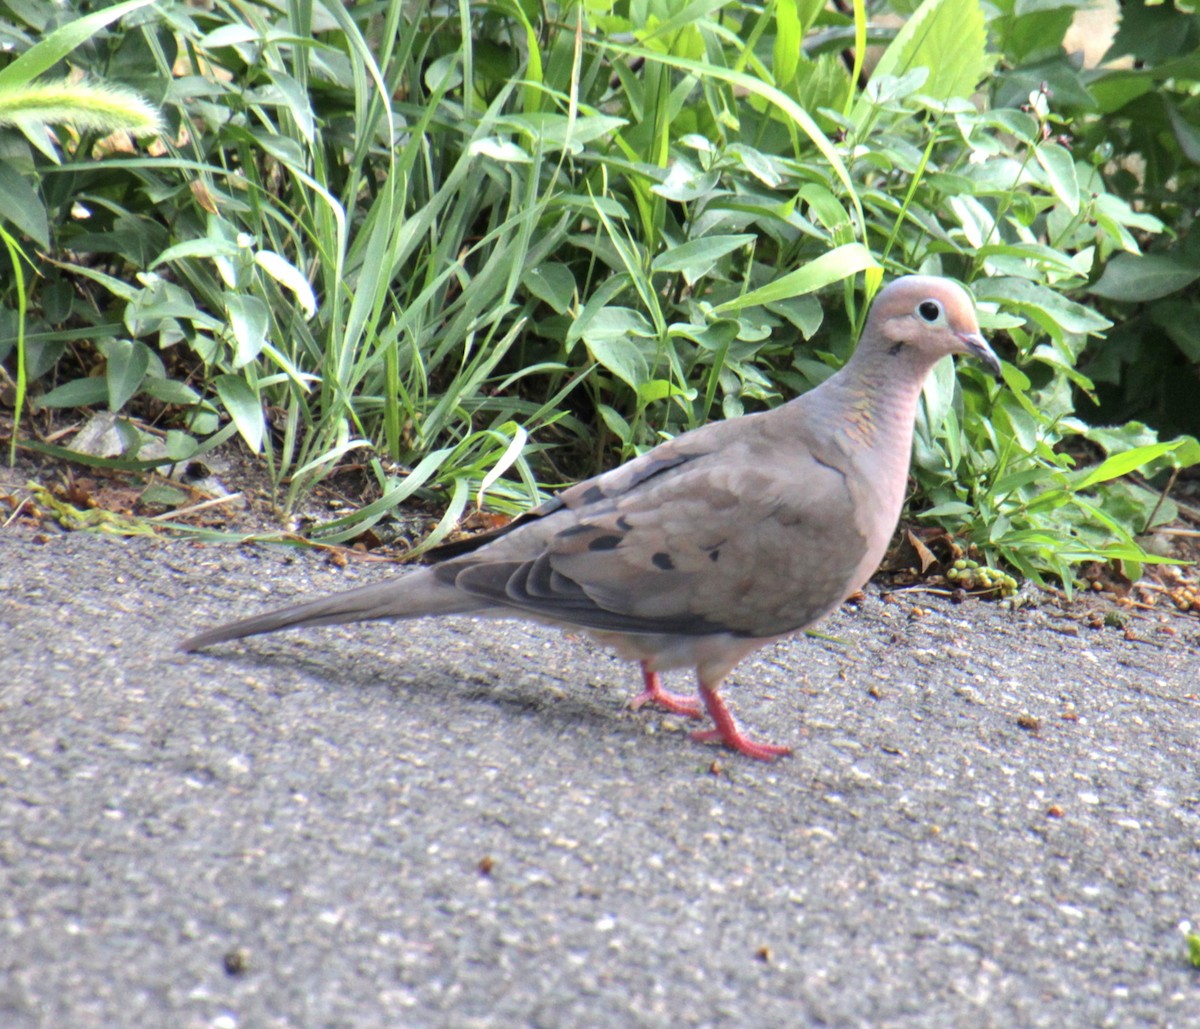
[431,418,868,639]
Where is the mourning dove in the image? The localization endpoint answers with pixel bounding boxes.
[180,275,1000,761]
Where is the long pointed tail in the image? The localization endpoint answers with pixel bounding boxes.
[177,567,482,652]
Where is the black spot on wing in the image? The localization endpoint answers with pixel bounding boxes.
[587,535,622,551]
[708,549,720,562]
[555,522,596,539]
[579,485,605,504]
[651,552,674,571]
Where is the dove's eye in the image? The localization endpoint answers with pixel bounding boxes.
[917,300,942,322]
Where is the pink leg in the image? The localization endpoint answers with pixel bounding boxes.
[629,661,704,719]
[691,680,791,761]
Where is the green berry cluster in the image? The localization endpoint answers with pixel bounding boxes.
[945,558,1018,598]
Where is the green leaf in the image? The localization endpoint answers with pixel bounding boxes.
[124,279,208,338]
[578,306,655,342]
[974,242,1085,278]
[1167,98,1200,164]
[1033,143,1079,215]
[651,234,755,284]
[652,160,721,202]
[141,377,202,406]
[794,51,853,116]
[0,0,159,88]
[1090,253,1200,302]
[866,67,929,106]
[766,295,824,338]
[255,250,317,318]
[920,354,958,434]
[266,71,316,145]
[1172,437,1200,468]
[424,53,462,93]
[214,374,265,453]
[973,278,1112,336]
[35,377,108,410]
[150,236,241,269]
[774,0,803,88]
[863,0,993,106]
[1073,441,1185,490]
[948,194,994,249]
[574,308,653,390]
[918,501,974,519]
[163,430,198,462]
[523,263,577,314]
[993,8,1078,65]
[714,244,880,313]
[476,425,527,508]
[669,320,740,350]
[225,293,270,368]
[799,183,851,237]
[200,24,262,49]
[598,403,633,446]
[1093,193,1163,236]
[469,137,532,163]
[1082,420,1162,456]
[726,144,784,188]
[603,41,866,234]
[102,338,151,411]
[139,483,189,508]
[248,130,307,171]
[1087,71,1152,115]
[566,277,633,349]
[583,335,650,391]
[503,112,628,151]
[993,53,1096,110]
[637,378,695,404]
[0,162,48,248]
[1108,0,1194,64]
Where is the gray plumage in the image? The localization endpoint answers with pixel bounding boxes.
[180,275,1000,760]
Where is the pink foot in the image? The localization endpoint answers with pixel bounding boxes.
[629,664,704,719]
[692,681,791,762]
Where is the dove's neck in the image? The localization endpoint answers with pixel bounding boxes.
[817,345,932,456]
[804,346,937,524]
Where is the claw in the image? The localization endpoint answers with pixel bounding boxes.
[693,681,791,762]
[628,663,704,719]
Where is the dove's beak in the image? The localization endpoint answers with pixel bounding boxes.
[959,332,1001,378]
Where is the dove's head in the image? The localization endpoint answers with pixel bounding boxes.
[864,275,1001,377]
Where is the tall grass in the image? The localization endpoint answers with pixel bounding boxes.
[0,0,1195,580]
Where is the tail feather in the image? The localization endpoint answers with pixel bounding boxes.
[178,568,482,653]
